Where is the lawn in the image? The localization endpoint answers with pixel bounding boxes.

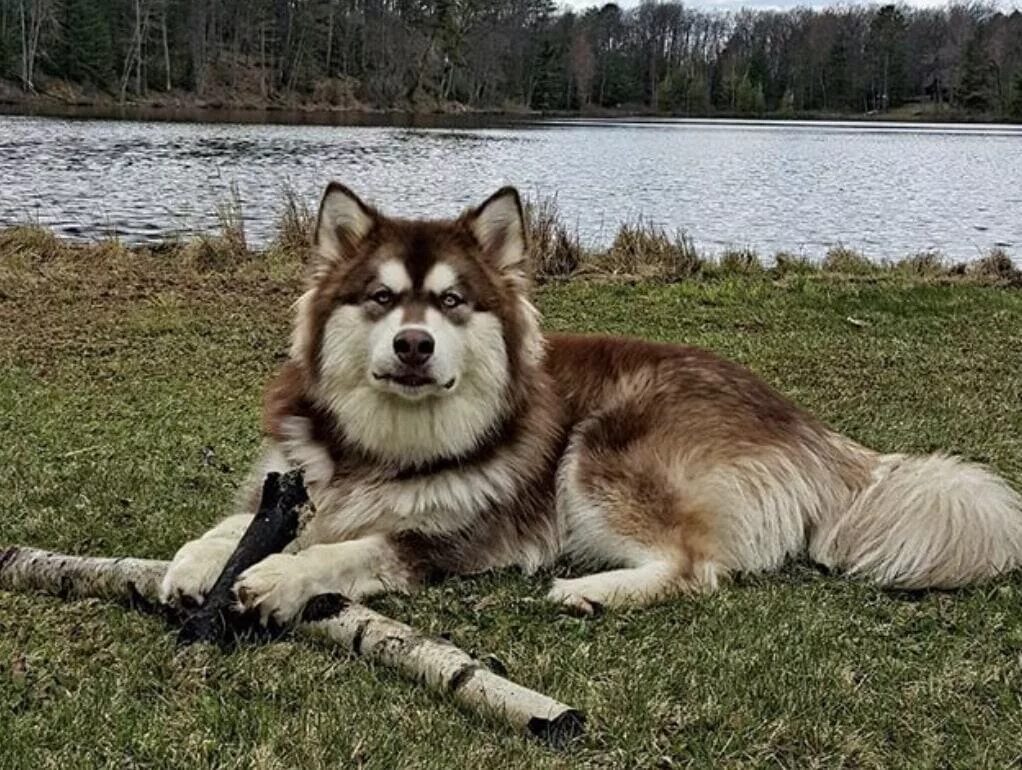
[1,237,1021,768]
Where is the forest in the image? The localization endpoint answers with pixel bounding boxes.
[2,0,1022,118]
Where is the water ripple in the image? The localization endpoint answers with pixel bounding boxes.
[0,115,1019,263]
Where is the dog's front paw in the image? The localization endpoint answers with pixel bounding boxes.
[234,553,313,626]
[159,538,236,606]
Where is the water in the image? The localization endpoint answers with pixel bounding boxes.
[2,112,1020,262]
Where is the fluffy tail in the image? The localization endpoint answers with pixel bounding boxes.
[810,452,1022,589]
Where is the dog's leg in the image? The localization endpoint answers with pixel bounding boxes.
[551,548,719,617]
[550,414,724,614]
[548,560,718,615]
[548,562,672,614]
[160,513,254,605]
[234,535,418,625]
[160,444,295,606]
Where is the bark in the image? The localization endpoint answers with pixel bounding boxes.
[135,0,143,96]
[119,24,137,102]
[189,0,207,95]
[162,7,171,91]
[0,546,584,747]
[19,0,48,92]
[18,0,29,90]
[325,0,336,76]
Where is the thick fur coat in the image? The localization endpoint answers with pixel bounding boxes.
[160,184,1022,621]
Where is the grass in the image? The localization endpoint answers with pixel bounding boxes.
[521,197,1020,287]
[1,229,1022,768]
[596,221,702,281]
[273,182,316,262]
[525,194,581,278]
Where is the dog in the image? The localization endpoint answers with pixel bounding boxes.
[159,183,1022,621]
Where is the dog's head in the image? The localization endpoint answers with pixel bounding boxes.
[292,183,543,465]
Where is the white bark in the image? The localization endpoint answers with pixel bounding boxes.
[120,0,152,102]
[162,5,171,91]
[0,545,584,746]
[19,0,51,92]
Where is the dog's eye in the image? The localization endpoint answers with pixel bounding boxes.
[440,291,464,309]
[370,289,394,306]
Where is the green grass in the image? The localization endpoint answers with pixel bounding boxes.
[1,244,1022,768]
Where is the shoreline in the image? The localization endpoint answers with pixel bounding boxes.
[3,93,1019,129]
[2,222,1018,287]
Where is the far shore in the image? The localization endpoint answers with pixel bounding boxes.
[3,89,1020,129]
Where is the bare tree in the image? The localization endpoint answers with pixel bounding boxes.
[570,23,595,107]
[0,0,1019,118]
[17,0,53,91]
[120,0,152,102]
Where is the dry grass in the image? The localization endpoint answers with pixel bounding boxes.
[597,220,702,280]
[2,191,1020,288]
[967,248,1022,286]
[773,251,816,276]
[0,225,63,261]
[525,194,581,278]
[3,220,1018,290]
[894,251,949,277]
[718,247,764,275]
[821,246,877,275]
[180,182,251,270]
[215,181,248,253]
[522,194,1018,285]
[274,182,315,262]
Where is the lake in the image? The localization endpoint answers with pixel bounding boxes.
[2,112,1020,263]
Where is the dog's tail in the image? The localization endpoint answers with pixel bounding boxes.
[809,450,1022,589]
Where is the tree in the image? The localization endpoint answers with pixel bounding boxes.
[17,0,55,91]
[1009,68,1022,119]
[956,33,994,112]
[570,23,595,107]
[58,0,114,86]
[736,73,765,114]
[0,0,1016,119]
[866,4,907,110]
[183,0,206,94]
[119,0,153,101]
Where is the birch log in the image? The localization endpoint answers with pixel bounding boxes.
[0,545,585,747]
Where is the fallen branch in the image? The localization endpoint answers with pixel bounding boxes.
[0,545,584,747]
[178,470,310,646]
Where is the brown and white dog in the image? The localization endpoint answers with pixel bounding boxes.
[160,184,1022,621]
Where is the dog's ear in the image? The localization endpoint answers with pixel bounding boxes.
[467,187,528,278]
[314,182,376,267]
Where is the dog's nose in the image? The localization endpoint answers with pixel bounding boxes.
[393,329,435,366]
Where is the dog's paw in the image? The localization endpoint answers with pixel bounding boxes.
[546,578,604,617]
[234,553,312,626]
[159,537,236,607]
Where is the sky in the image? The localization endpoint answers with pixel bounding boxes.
[561,0,1021,10]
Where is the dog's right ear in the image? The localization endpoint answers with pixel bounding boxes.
[314,182,376,266]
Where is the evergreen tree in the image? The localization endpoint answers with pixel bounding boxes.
[1010,69,1022,119]
[736,74,766,114]
[824,31,851,111]
[59,0,114,87]
[867,5,908,110]
[0,0,1015,119]
[955,35,994,113]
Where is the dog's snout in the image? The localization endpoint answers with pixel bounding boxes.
[393,329,435,366]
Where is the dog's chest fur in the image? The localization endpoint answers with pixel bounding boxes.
[270,383,566,574]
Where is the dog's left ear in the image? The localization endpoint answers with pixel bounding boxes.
[467,187,528,277]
